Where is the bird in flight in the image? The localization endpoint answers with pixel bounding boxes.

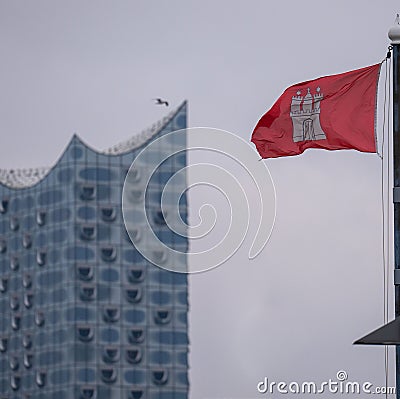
[153,98,169,106]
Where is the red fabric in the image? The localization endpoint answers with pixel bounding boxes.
[251,64,381,159]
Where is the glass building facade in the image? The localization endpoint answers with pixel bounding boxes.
[0,102,189,399]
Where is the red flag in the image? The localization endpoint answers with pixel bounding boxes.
[251,64,381,159]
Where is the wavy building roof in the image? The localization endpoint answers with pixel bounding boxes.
[0,103,185,189]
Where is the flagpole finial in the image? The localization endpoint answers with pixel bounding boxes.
[389,14,400,44]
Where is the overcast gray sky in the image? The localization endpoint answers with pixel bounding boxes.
[0,1,399,398]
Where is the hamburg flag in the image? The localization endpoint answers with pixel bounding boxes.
[251,64,381,159]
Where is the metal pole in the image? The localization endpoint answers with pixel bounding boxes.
[389,15,400,398]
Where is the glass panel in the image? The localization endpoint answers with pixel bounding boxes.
[100,328,119,343]
[9,294,19,310]
[124,369,145,384]
[125,287,142,304]
[80,185,96,201]
[0,199,9,214]
[22,233,32,249]
[124,309,145,324]
[126,347,142,364]
[38,189,64,206]
[80,284,96,301]
[79,167,114,181]
[152,369,168,385]
[23,352,33,369]
[80,386,96,399]
[78,206,96,220]
[10,255,19,271]
[0,337,7,352]
[129,389,144,399]
[101,246,117,262]
[11,314,21,330]
[100,268,119,282]
[22,334,32,349]
[151,291,171,305]
[100,206,116,222]
[9,356,18,370]
[10,216,19,231]
[36,210,46,226]
[0,238,6,253]
[127,328,144,344]
[36,370,46,387]
[80,225,96,241]
[10,374,21,390]
[127,267,145,283]
[100,367,117,384]
[77,265,94,281]
[77,326,94,342]
[36,249,47,266]
[51,208,71,223]
[102,346,119,364]
[103,306,120,323]
[0,277,8,293]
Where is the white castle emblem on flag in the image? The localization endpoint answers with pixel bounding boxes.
[290,87,327,142]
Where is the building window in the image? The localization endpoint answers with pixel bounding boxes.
[77,265,94,281]
[9,356,19,371]
[35,311,45,327]
[22,233,32,249]
[127,267,145,283]
[10,294,19,310]
[100,268,119,282]
[23,292,34,309]
[35,370,46,387]
[80,185,96,201]
[0,337,7,352]
[152,369,168,386]
[11,314,21,330]
[80,386,96,399]
[80,224,96,241]
[22,334,32,349]
[36,210,46,226]
[127,227,141,242]
[23,352,33,369]
[101,246,117,262]
[22,273,32,288]
[100,367,117,384]
[0,277,8,293]
[36,249,47,266]
[10,374,21,391]
[153,209,167,225]
[0,238,6,253]
[151,291,171,305]
[128,328,144,344]
[102,346,119,364]
[77,325,94,342]
[0,199,9,214]
[100,206,116,222]
[103,306,120,323]
[125,287,142,304]
[10,256,19,271]
[152,249,167,264]
[128,189,143,203]
[10,216,19,231]
[154,309,171,324]
[80,284,96,301]
[126,348,142,364]
[100,328,119,343]
[129,390,144,399]
[127,167,141,183]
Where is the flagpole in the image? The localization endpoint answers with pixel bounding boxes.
[389,15,400,398]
